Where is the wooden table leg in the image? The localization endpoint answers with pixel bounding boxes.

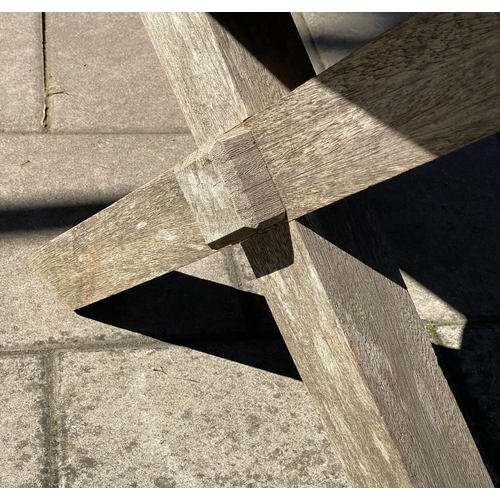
[142,13,492,487]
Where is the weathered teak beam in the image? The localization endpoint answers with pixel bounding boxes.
[142,12,312,148]
[248,12,500,219]
[141,12,492,487]
[243,201,493,487]
[24,13,500,310]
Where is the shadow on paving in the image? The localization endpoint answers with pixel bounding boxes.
[3,12,499,483]
[302,12,413,59]
[366,133,500,486]
[73,137,500,484]
[0,203,112,232]
[76,134,500,485]
[433,338,500,487]
[77,271,300,381]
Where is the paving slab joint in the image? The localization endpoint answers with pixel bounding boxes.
[44,351,60,487]
[291,12,325,74]
[41,12,50,132]
[0,337,166,357]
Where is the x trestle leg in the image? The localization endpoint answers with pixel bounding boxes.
[27,13,498,487]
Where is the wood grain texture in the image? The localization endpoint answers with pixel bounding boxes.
[25,14,500,318]
[147,13,500,225]
[175,127,285,249]
[245,12,500,219]
[151,11,491,486]
[24,163,216,309]
[141,12,312,282]
[242,196,493,487]
[141,13,314,147]
[25,13,313,309]
[150,15,412,485]
[242,221,413,487]
[24,12,493,485]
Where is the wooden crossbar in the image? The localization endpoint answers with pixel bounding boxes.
[249,12,500,219]
[144,14,423,485]
[25,13,500,311]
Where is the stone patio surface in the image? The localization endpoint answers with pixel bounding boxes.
[1,12,499,487]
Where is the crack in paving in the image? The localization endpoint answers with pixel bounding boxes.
[40,12,49,131]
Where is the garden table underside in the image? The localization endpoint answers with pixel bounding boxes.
[26,13,500,487]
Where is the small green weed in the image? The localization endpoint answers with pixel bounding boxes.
[44,74,69,97]
[424,320,451,346]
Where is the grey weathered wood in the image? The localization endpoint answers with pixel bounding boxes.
[242,198,492,487]
[24,165,216,308]
[25,13,313,309]
[26,13,500,311]
[247,12,500,219]
[141,12,313,147]
[243,220,413,487]
[144,18,411,485]
[145,12,492,487]
[175,127,286,249]
[141,12,311,283]
[159,11,500,227]
[24,12,494,486]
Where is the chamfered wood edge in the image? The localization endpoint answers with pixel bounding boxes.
[174,127,286,249]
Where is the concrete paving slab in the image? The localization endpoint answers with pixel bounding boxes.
[0,134,180,350]
[298,13,414,70]
[0,234,145,352]
[432,324,465,350]
[44,13,188,133]
[0,133,195,209]
[0,12,497,488]
[368,134,500,324]
[0,355,51,487]
[56,344,347,487]
[0,133,261,350]
[0,13,44,132]
[291,13,324,75]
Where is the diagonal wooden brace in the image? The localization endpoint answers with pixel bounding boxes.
[24,13,500,310]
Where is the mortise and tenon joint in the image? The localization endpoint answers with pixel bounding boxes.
[175,126,286,249]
